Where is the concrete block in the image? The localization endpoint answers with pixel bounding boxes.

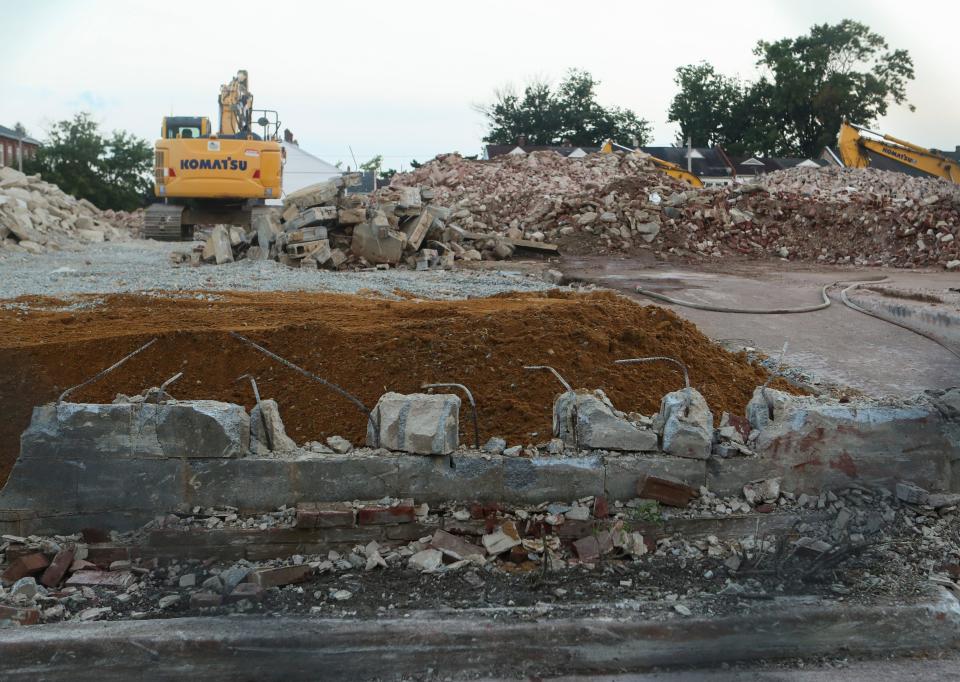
[350,222,406,264]
[186,459,296,511]
[604,455,706,501]
[553,390,658,452]
[502,456,604,503]
[401,210,434,251]
[656,389,713,460]
[706,456,782,497]
[76,457,185,513]
[752,403,954,494]
[366,392,460,455]
[397,454,502,503]
[21,402,249,460]
[291,454,400,502]
[286,206,337,231]
[338,207,366,225]
[250,400,297,454]
[284,180,339,211]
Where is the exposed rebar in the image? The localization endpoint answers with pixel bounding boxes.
[229,332,379,446]
[237,373,272,451]
[523,365,578,451]
[614,356,690,389]
[57,338,158,404]
[422,382,480,449]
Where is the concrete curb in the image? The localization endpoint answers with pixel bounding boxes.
[0,590,957,680]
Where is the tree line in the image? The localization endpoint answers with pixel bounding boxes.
[17,20,914,211]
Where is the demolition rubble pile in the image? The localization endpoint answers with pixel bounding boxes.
[190,168,561,270]
[3,479,959,624]
[386,152,960,269]
[0,167,137,255]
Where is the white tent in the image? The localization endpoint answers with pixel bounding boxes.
[278,142,342,200]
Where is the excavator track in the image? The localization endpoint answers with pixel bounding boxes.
[143,204,191,241]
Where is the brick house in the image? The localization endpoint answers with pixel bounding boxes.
[0,124,41,168]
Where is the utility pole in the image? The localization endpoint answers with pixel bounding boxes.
[687,136,692,174]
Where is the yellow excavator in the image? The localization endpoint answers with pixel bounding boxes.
[837,121,960,184]
[144,70,284,240]
[600,140,704,187]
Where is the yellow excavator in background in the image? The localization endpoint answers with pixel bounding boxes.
[144,70,284,240]
[600,140,704,187]
[837,121,960,185]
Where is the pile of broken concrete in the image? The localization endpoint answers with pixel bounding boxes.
[189,169,558,270]
[385,152,960,269]
[0,167,137,256]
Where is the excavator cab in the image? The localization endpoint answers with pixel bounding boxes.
[161,116,211,140]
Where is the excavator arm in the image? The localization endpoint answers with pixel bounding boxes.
[838,121,960,184]
[218,70,254,136]
[600,140,704,187]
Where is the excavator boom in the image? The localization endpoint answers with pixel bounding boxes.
[600,140,704,187]
[838,121,960,184]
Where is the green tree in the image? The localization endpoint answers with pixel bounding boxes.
[668,20,914,157]
[25,112,152,211]
[478,69,651,147]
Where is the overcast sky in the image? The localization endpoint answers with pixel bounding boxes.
[3,0,958,169]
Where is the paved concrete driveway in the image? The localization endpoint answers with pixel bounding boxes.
[562,257,960,397]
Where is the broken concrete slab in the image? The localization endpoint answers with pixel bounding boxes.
[202,225,234,264]
[553,390,658,452]
[286,207,337,231]
[656,389,713,460]
[350,221,406,264]
[20,401,250,460]
[250,399,297,454]
[366,392,460,455]
[283,180,340,211]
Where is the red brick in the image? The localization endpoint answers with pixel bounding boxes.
[593,496,609,519]
[755,503,776,513]
[0,605,40,626]
[1,553,49,583]
[358,499,415,525]
[572,531,614,563]
[226,582,264,603]
[40,547,76,588]
[637,475,698,508]
[86,546,130,567]
[247,564,312,588]
[295,502,319,528]
[81,528,110,543]
[315,502,356,528]
[429,529,484,561]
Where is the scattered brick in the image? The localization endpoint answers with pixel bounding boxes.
[358,499,415,525]
[315,502,356,528]
[247,564,312,588]
[593,496,609,519]
[429,529,485,560]
[1,553,49,583]
[40,546,76,588]
[637,475,699,508]
[0,605,40,626]
[572,531,614,563]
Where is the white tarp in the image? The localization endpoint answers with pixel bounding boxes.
[278,142,342,200]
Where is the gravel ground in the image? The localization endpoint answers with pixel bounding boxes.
[0,241,556,301]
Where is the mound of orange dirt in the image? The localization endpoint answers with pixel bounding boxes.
[0,290,794,484]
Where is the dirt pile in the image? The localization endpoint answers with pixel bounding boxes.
[0,167,139,255]
[0,290,793,484]
[386,153,959,269]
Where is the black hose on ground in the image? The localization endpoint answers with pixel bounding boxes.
[635,275,960,362]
